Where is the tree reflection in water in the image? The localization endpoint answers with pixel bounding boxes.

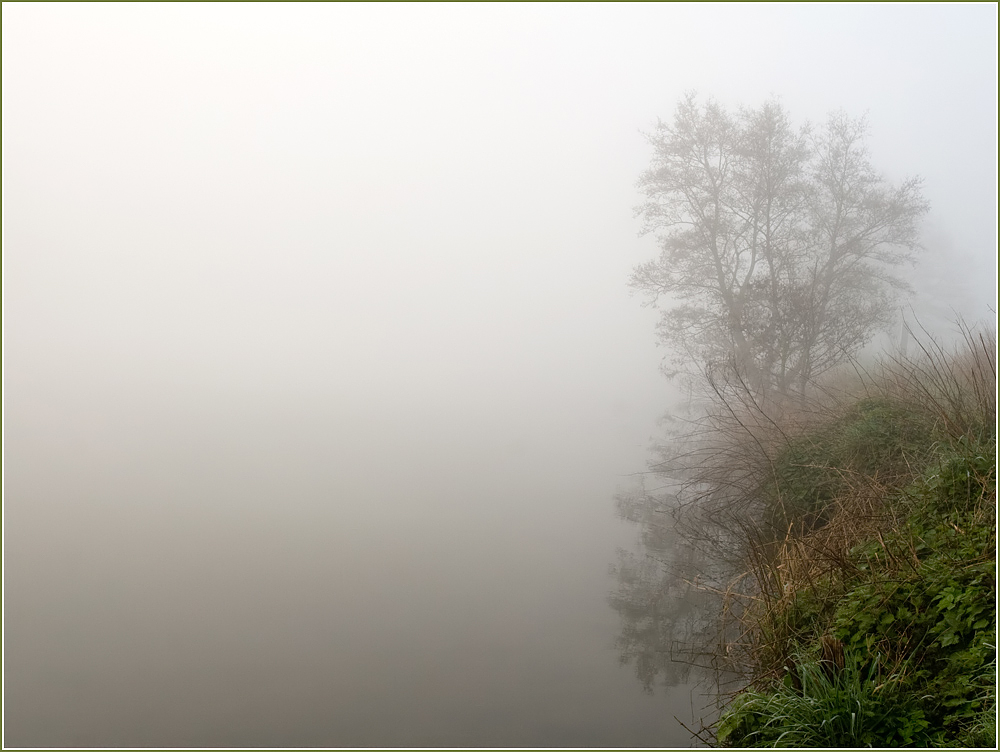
[609,444,751,703]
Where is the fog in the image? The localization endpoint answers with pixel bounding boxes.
[3,4,996,747]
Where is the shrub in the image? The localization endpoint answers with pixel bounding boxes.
[762,398,935,535]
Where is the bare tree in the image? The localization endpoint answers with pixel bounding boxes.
[632,94,929,405]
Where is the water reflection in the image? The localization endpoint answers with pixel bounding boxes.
[5,388,705,747]
[608,457,747,734]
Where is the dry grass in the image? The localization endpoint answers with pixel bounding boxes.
[669,321,998,686]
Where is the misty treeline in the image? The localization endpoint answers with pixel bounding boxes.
[610,95,933,694]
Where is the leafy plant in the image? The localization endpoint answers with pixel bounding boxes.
[717,426,996,747]
[762,398,934,535]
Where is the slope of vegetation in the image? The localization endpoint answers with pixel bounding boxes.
[712,328,996,747]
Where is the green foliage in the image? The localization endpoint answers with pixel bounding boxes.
[919,441,996,514]
[831,448,996,744]
[718,435,997,748]
[763,398,933,533]
[717,649,932,747]
[956,671,996,749]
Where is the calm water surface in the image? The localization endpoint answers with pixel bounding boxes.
[5,382,710,747]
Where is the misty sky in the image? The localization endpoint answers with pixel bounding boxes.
[4,4,997,423]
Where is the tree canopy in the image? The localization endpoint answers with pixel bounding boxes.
[632,95,929,403]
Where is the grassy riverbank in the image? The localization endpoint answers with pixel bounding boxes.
[712,328,996,747]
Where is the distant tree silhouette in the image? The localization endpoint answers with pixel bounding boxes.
[632,94,929,405]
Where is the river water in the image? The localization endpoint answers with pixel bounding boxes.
[4,378,712,747]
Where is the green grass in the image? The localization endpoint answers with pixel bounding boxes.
[717,648,932,747]
[761,397,936,536]
[718,436,996,747]
[713,328,997,747]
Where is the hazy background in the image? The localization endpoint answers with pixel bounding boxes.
[3,4,996,747]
